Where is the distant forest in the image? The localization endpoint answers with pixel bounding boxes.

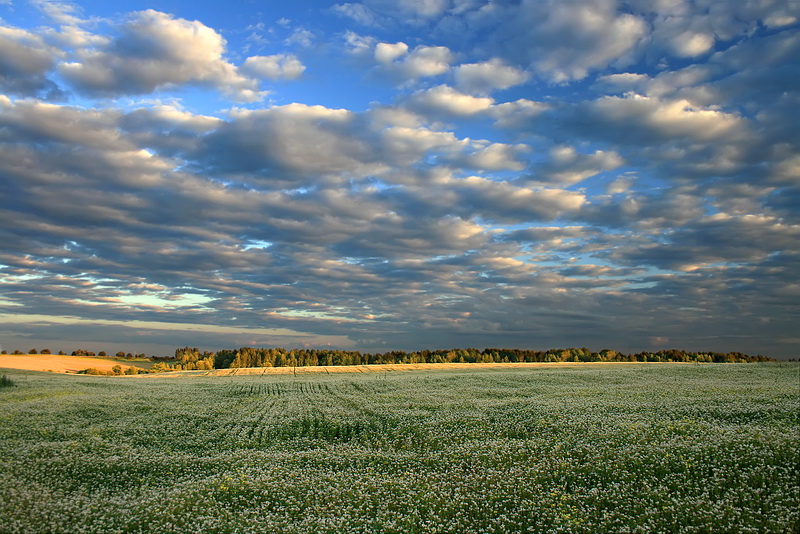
[161,346,774,371]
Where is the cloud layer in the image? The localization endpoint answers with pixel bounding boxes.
[0,0,798,357]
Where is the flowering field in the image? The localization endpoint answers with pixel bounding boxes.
[0,363,797,533]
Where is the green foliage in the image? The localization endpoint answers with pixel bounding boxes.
[158,345,775,370]
[0,374,15,388]
[81,366,140,376]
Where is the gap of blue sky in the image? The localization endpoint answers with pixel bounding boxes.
[1,0,798,358]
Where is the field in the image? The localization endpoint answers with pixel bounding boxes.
[0,363,797,533]
[0,353,152,373]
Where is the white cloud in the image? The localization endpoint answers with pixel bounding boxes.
[530,2,647,82]
[31,0,84,26]
[0,26,62,97]
[378,126,466,165]
[333,3,382,27]
[199,103,389,180]
[284,27,314,48]
[592,94,745,142]
[374,43,454,82]
[406,85,493,116]
[440,176,587,221]
[672,30,715,57]
[342,31,375,55]
[374,41,408,63]
[530,146,624,186]
[462,143,528,172]
[242,54,305,80]
[593,72,650,94]
[402,45,453,77]
[489,98,549,129]
[606,175,636,194]
[454,59,529,95]
[57,10,267,102]
[339,0,450,25]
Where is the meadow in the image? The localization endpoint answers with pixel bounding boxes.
[0,363,797,533]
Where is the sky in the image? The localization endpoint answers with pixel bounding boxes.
[0,0,798,359]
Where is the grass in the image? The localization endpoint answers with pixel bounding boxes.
[0,363,797,532]
[0,374,14,387]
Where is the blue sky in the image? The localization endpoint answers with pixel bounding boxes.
[1,0,798,358]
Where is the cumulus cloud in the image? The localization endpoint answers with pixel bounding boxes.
[197,104,381,180]
[405,85,493,117]
[373,43,454,82]
[528,146,624,186]
[553,93,748,147]
[454,58,529,95]
[58,10,267,101]
[427,0,648,82]
[195,101,518,184]
[461,143,529,172]
[241,54,306,80]
[0,26,63,98]
[374,41,408,63]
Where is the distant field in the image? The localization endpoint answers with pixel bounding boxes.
[0,364,797,532]
[171,360,652,376]
[0,353,151,373]
[0,355,678,375]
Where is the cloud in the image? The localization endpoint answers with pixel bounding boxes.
[333,3,383,27]
[376,175,585,224]
[527,146,624,186]
[1,1,799,359]
[373,43,453,82]
[335,0,450,26]
[241,54,306,80]
[524,1,646,81]
[405,84,493,117]
[461,143,529,172]
[57,10,267,101]
[284,27,315,48]
[454,58,529,95]
[374,41,408,63]
[195,102,521,184]
[342,30,375,55]
[613,213,800,272]
[0,26,63,98]
[31,0,84,26]
[553,93,748,148]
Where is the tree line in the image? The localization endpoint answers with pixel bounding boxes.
[163,346,774,371]
[1,348,155,359]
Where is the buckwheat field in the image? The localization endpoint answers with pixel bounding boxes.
[1,363,797,533]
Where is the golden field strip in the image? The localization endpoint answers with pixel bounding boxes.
[0,353,149,373]
[1,353,689,375]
